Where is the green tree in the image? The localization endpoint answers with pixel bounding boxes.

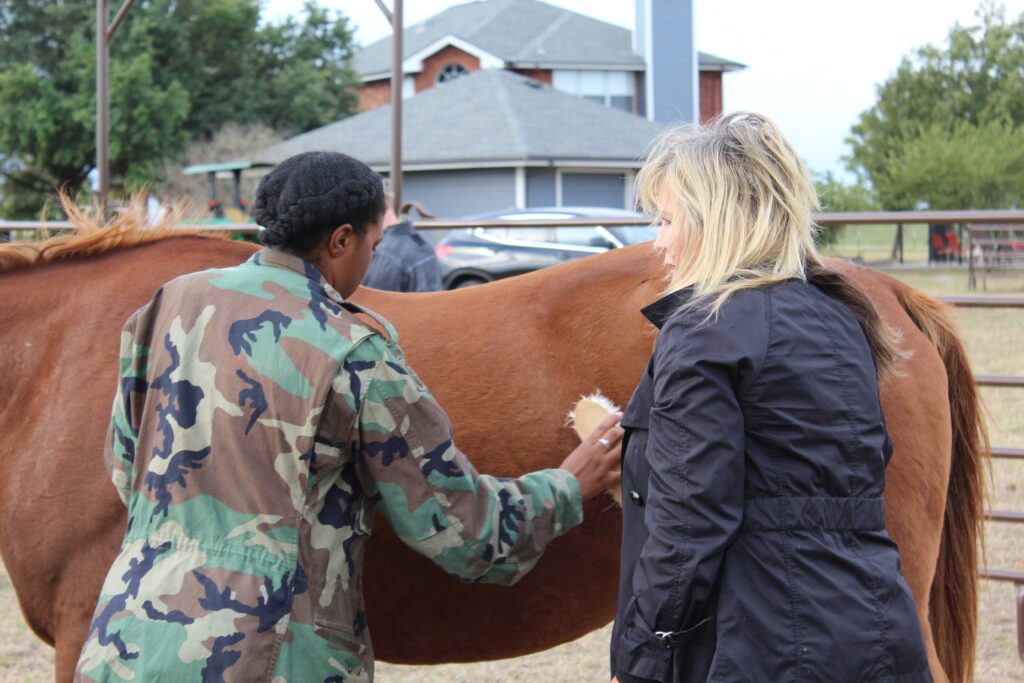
[244,3,360,133]
[813,171,878,246]
[846,2,1024,209]
[0,0,359,217]
[0,0,190,210]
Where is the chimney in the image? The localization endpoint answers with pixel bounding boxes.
[634,0,698,125]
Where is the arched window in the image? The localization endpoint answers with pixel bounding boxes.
[436,63,470,84]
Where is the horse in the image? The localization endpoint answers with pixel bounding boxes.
[0,209,986,683]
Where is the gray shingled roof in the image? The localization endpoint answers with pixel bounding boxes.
[354,0,740,78]
[253,69,661,168]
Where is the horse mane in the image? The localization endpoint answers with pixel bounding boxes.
[0,194,228,275]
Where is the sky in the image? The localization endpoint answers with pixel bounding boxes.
[265,0,1024,180]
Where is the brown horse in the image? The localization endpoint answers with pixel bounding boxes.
[0,213,985,682]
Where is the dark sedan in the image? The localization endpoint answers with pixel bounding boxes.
[435,207,656,289]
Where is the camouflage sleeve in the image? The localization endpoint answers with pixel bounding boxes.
[103,306,151,506]
[347,339,583,585]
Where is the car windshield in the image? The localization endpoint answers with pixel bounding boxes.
[609,225,658,245]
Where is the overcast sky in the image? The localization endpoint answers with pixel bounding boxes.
[266,0,1024,180]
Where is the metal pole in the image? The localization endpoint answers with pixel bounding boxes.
[968,226,975,290]
[96,0,109,211]
[232,169,242,210]
[389,0,403,213]
[106,0,138,41]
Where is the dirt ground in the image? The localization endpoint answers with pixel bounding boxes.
[1,267,1021,682]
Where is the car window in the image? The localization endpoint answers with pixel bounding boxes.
[481,227,554,243]
[554,226,602,246]
[609,226,658,245]
[499,213,572,221]
[481,227,510,240]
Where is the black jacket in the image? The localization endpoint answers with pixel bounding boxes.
[611,280,932,683]
[361,221,443,292]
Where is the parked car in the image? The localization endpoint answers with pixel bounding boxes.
[435,207,656,288]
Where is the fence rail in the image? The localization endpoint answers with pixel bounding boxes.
[975,374,1024,388]
[5,208,1024,234]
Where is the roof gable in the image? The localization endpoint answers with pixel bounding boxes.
[403,34,505,73]
[355,0,647,78]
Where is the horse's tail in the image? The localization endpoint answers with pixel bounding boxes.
[895,285,989,683]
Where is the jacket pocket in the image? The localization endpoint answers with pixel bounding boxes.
[313,618,368,655]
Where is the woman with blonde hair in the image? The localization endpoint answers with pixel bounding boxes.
[610,113,931,682]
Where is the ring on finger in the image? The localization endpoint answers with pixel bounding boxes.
[597,437,613,450]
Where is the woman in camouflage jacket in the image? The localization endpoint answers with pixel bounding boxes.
[74,152,623,682]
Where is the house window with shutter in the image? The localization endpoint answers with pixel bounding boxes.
[436,63,470,84]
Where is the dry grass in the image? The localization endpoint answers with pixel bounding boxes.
[0,562,53,682]
[1,266,1021,682]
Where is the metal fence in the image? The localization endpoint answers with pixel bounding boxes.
[935,294,1024,660]
[4,208,1024,236]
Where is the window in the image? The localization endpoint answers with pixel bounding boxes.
[554,227,603,247]
[481,227,553,243]
[552,69,634,112]
[436,63,469,84]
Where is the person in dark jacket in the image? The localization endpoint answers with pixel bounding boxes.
[361,205,443,292]
[610,113,932,683]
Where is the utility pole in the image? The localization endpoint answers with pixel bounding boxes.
[374,0,403,213]
[95,0,137,212]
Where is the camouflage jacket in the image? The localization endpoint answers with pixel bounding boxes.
[75,248,583,682]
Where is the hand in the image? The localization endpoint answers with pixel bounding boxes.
[559,411,624,500]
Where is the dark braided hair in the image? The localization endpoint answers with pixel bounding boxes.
[254,151,386,257]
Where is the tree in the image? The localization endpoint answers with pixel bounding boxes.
[813,171,878,246]
[846,2,1024,209]
[159,122,286,215]
[0,0,190,212]
[0,0,359,217]
[243,3,360,134]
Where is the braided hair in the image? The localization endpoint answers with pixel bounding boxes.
[254,151,386,257]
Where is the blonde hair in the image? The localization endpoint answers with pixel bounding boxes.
[636,112,821,316]
[637,112,904,380]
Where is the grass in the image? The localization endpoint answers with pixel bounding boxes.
[1,255,1021,682]
[821,223,933,264]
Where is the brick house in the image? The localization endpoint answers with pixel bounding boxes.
[199,0,743,217]
[353,0,744,124]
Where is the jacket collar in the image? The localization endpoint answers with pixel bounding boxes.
[250,246,332,288]
[385,220,416,236]
[640,288,694,329]
[248,247,401,343]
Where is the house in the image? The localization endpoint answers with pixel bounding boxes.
[190,0,744,217]
[353,0,744,124]
[252,69,662,217]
